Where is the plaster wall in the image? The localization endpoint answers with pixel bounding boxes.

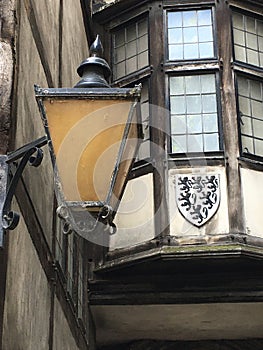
[112,173,155,249]
[169,166,229,243]
[241,167,263,238]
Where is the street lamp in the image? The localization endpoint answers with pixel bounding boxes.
[0,36,142,245]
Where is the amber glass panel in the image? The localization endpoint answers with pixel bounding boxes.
[43,99,133,203]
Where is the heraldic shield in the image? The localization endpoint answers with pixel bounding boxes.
[175,174,220,227]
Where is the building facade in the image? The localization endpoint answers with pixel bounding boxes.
[1,0,263,349]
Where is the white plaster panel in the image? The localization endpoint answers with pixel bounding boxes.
[111,173,155,249]
[241,168,263,238]
[169,166,229,239]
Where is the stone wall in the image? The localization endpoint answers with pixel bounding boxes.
[0,0,15,153]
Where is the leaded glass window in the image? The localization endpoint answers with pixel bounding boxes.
[136,80,150,160]
[167,9,214,60]
[233,12,263,68]
[113,18,149,80]
[238,76,263,157]
[170,74,219,153]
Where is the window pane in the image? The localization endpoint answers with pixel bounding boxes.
[138,51,148,68]
[251,80,262,100]
[204,134,219,151]
[168,12,182,28]
[198,9,212,26]
[126,56,137,74]
[203,114,218,132]
[138,35,148,52]
[252,100,263,118]
[202,95,217,113]
[246,33,258,50]
[183,27,198,43]
[239,96,251,116]
[240,116,252,135]
[255,139,263,157]
[199,42,214,58]
[201,75,216,93]
[115,46,125,62]
[138,20,147,35]
[171,96,186,114]
[127,40,136,58]
[172,135,187,153]
[186,95,202,114]
[185,75,200,94]
[233,13,244,30]
[170,76,184,95]
[246,17,256,34]
[242,136,254,153]
[188,134,203,152]
[247,49,259,66]
[183,11,197,27]
[233,29,245,46]
[115,62,125,78]
[253,119,263,139]
[187,115,202,133]
[198,26,213,42]
[169,45,184,60]
[238,76,249,96]
[171,115,186,134]
[169,28,183,44]
[114,31,125,47]
[184,43,198,59]
[235,45,246,62]
[127,25,136,41]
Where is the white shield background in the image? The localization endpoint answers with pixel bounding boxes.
[175,174,220,227]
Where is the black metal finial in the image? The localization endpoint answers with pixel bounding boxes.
[74,35,111,88]
[90,35,103,57]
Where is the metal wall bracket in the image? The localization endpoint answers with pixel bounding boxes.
[0,156,8,247]
[0,136,48,247]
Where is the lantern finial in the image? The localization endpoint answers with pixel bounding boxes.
[74,34,111,88]
[90,35,103,57]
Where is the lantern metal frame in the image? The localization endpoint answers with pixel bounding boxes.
[35,85,142,234]
[0,86,142,246]
[0,35,142,246]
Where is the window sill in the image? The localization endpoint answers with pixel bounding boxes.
[238,155,263,171]
[168,151,225,168]
[111,66,152,87]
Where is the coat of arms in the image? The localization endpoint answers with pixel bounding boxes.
[174,174,220,227]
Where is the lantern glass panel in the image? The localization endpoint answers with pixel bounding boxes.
[41,97,138,208]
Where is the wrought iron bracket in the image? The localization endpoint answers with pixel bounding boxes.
[0,136,48,247]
